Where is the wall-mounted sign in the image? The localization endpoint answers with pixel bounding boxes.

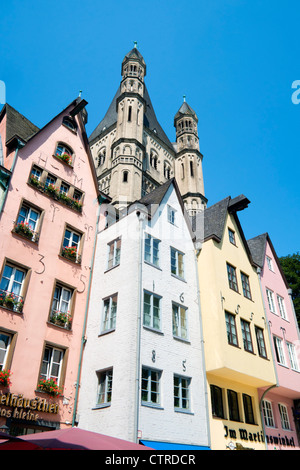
[0,392,59,422]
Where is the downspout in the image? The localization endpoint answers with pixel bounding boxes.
[194,242,212,449]
[72,195,105,427]
[256,266,279,448]
[134,209,146,443]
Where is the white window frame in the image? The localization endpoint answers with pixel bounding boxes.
[52,284,72,316]
[143,291,161,330]
[273,336,286,366]
[278,403,291,430]
[96,369,113,406]
[40,345,64,383]
[266,256,274,271]
[262,399,275,428]
[287,342,299,371]
[277,295,287,320]
[167,205,176,225]
[17,203,40,235]
[172,302,188,340]
[266,288,276,314]
[141,367,161,406]
[170,247,185,279]
[101,294,117,332]
[0,263,26,310]
[0,332,11,371]
[174,374,191,412]
[107,238,121,270]
[62,227,81,262]
[144,234,160,267]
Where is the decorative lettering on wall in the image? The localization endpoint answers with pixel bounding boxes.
[37,152,48,168]
[35,254,45,275]
[50,203,60,223]
[180,293,184,303]
[77,274,87,294]
[73,173,83,189]
[182,360,186,372]
[84,224,93,242]
[152,350,156,363]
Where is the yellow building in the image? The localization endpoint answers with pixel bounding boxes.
[194,195,277,450]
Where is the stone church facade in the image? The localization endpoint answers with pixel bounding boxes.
[89,45,207,215]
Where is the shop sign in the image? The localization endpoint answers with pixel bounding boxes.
[224,425,264,444]
[0,391,59,421]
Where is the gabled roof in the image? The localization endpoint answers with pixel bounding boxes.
[0,103,39,146]
[247,233,290,289]
[122,47,146,67]
[89,84,175,153]
[192,194,257,266]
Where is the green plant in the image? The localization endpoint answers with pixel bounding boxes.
[29,175,40,187]
[37,377,62,397]
[14,221,34,239]
[56,152,72,165]
[45,183,59,198]
[62,245,77,260]
[0,370,12,387]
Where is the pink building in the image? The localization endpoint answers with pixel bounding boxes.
[0,99,109,435]
[248,233,300,450]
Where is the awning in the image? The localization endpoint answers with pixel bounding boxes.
[140,440,210,450]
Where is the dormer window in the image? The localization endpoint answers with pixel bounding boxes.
[62,116,77,132]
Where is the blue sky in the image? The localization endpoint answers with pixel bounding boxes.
[1,0,299,257]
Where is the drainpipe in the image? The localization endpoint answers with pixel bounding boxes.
[194,242,212,449]
[72,195,105,427]
[134,209,146,443]
[256,266,279,448]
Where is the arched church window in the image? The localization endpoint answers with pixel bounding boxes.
[150,151,158,170]
[98,148,106,167]
[123,171,128,183]
[181,163,185,179]
[164,162,171,179]
[190,160,194,177]
[128,106,132,122]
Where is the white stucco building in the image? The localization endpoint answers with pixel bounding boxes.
[77,179,210,450]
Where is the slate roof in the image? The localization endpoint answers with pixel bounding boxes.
[89,84,175,153]
[0,103,39,145]
[174,101,197,122]
[247,233,268,268]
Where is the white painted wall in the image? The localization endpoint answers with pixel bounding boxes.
[77,184,209,448]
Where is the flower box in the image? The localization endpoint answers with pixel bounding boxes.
[55,152,72,166]
[14,221,34,239]
[0,370,12,387]
[61,245,78,261]
[50,309,72,329]
[37,378,62,397]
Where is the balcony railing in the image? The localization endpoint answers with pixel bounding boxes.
[0,289,24,313]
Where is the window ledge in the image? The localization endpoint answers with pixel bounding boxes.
[171,274,186,283]
[99,328,116,337]
[143,325,164,336]
[173,335,191,345]
[174,409,194,416]
[141,403,164,410]
[92,403,111,410]
[144,260,162,271]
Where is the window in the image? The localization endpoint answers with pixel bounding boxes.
[226,263,238,292]
[45,174,57,188]
[255,326,267,358]
[266,288,276,313]
[241,319,253,353]
[107,238,121,270]
[54,143,73,165]
[30,166,42,182]
[228,228,236,245]
[287,342,299,371]
[62,116,77,132]
[174,375,190,411]
[150,151,158,170]
[40,346,64,384]
[164,162,171,179]
[172,303,188,340]
[278,404,291,430]
[241,273,252,299]
[0,332,11,370]
[277,295,287,320]
[141,367,161,406]
[189,160,194,177]
[15,202,41,242]
[266,256,274,271]
[210,385,224,419]
[243,394,255,424]
[123,171,128,183]
[61,227,81,263]
[128,106,132,122]
[262,400,275,427]
[167,206,176,225]
[227,389,240,422]
[60,182,70,195]
[102,294,117,332]
[96,369,113,406]
[225,312,238,346]
[143,291,161,330]
[50,284,73,329]
[273,336,286,365]
[144,234,160,267]
[171,247,184,279]
[0,262,27,312]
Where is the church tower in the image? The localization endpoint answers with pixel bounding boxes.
[89,45,207,214]
[174,97,207,214]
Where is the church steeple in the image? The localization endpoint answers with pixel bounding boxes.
[174,97,207,215]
